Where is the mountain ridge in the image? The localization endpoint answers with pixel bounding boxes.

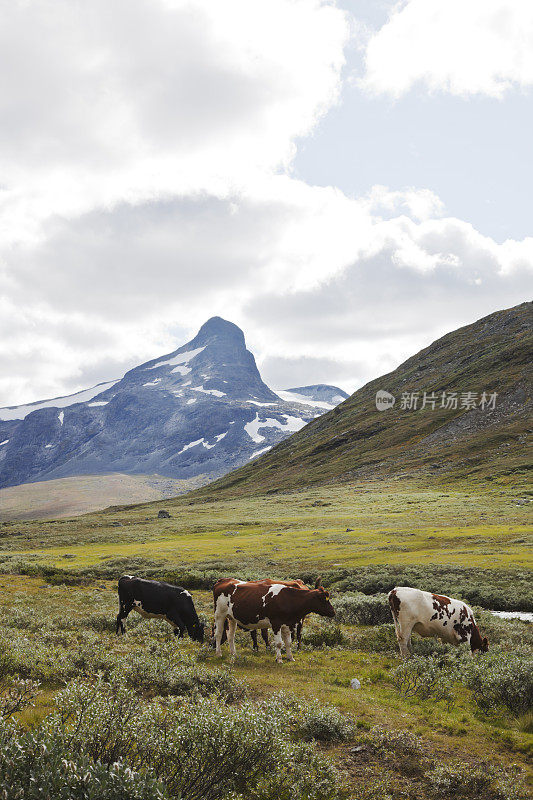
[195,302,532,497]
[0,317,347,490]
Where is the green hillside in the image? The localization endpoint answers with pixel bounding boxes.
[200,302,532,497]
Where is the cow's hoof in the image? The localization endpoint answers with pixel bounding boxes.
[287,657,295,662]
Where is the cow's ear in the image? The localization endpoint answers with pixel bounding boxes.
[315,577,322,589]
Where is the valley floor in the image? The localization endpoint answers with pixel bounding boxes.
[0,479,531,798]
[1,480,531,573]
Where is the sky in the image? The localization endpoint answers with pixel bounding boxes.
[1,0,531,405]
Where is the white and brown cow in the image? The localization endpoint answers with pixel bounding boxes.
[213,577,335,663]
[388,586,488,658]
[214,578,309,651]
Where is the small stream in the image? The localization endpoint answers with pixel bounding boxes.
[490,610,533,622]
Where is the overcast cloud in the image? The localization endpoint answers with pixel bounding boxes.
[1,0,531,405]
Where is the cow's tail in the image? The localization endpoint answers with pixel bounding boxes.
[388,588,401,627]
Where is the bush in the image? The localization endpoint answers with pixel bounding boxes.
[427,762,527,800]
[366,725,427,775]
[332,592,390,626]
[352,624,397,652]
[465,651,533,716]
[0,678,40,719]
[298,703,354,742]
[391,655,462,709]
[0,718,167,800]
[323,565,533,612]
[302,623,348,648]
[48,676,341,800]
[119,645,246,702]
[249,740,339,800]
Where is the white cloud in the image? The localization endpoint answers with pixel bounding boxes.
[0,0,348,245]
[0,0,531,407]
[361,0,533,98]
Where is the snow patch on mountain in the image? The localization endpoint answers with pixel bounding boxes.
[244,413,306,444]
[191,386,226,397]
[178,432,227,454]
[0,380,119,421]
[249,446,272,459]
[274,389,335,410]
[147,346,206,371]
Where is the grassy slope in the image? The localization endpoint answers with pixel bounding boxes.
[197,302,532,498]
[1,481,531,575]
[0,472,207,521]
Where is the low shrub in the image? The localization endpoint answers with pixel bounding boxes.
[332,592,390,626]
[427,761,527,800]
[0,678,40,719]
[391,655,461,709]
[323,565,533,612]
[119,646,246,702]
[465,651,533,716]
[298,703,354,742]
[366,725,427,775]
[48,676,341,800]
[302,623,348,648]
[0,718,167,800]
[352,624,397,652]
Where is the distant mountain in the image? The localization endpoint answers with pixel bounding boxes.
[199,302,532,497]
[0,317,346,489]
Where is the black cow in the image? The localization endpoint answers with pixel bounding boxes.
[116,575,204,642]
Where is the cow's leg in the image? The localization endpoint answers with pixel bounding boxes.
[391,613,411,659]
[116,599,133,635]
[272,628,284,663]
[395,624,413,659]
[289,623,302,647]
[250,630,259,651]
[281,625,294,662]
[227,618,237,657]
[214,614,226,656]
[261,629,269,649]
[214,594,231,656]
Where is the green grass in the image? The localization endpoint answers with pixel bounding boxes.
[1,574,531,797]
[1,481,530,574]
[1,475,532,798]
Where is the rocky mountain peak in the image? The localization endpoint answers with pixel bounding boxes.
[193,316,245,347]
[0,317,347,490]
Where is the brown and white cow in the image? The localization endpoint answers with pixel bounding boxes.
[213,577,335,663]
[213,579,309,652]
[388,586,488,658]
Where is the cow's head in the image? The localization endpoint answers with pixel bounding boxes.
[189,619,205,643]
[312,584,335,618]
[470,625,489,654]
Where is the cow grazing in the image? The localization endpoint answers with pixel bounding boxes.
[388,586,488,658]
[213,577,334,663]
[212,578,309,652]
[116,575,204,642]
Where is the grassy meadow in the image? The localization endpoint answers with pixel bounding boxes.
[1,479,532,798]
